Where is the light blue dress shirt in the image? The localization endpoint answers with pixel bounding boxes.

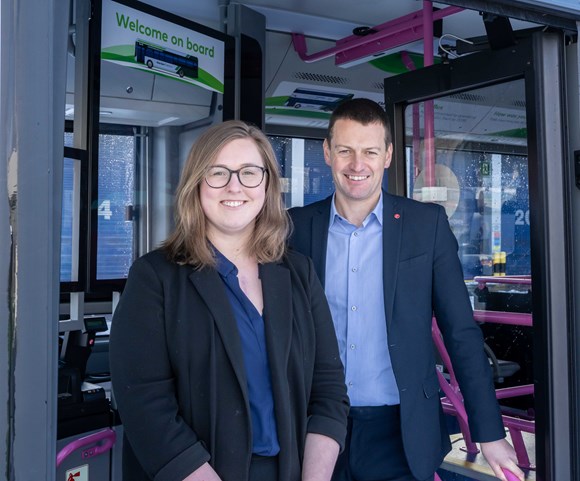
[325,194,400,406]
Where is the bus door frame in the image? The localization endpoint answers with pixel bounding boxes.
[384,31,577,481]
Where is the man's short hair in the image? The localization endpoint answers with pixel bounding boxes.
[327,98,392,147]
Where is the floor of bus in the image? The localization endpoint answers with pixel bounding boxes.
[439,416,535,481]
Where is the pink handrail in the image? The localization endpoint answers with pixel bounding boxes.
[438,372,479,453]
[495,384,534,400]
[474,275,532,289]
[432,317,535,468]
[422,1,436,187]
[503,468,521,481]
[291,5,463,64]
[56,428,116,468]
[473,310,532,327]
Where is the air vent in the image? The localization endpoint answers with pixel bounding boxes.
[293,72,348,84]
[448,93,486,102]
[512,100,526,108]
[371,82,385,91]
[306,120,330,128]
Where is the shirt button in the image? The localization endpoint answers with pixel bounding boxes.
[350,344,356,350]
[348,381,353,387]
[353,232,359,237]
[351,305,357,311]
[351,267,358,272]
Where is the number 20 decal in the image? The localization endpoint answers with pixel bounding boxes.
[514,209,530,226]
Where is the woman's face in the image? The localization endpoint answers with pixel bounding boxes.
[200,137,267,243]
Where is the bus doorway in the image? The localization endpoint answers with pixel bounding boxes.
[385,31,576,481]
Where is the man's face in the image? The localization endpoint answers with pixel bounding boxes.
[324,118,392,210]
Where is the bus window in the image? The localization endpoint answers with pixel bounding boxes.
[403,79,530,280]
[400,77,535,417]
[61,156,79,283]
[268,135,334,207]
[95,129,136,281]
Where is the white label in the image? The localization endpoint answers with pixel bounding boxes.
[66,465,89,481]
[422,186,448,202]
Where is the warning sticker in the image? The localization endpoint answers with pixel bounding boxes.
[66,464,88,481]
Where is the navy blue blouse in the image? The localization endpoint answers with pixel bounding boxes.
[215,250,280,456]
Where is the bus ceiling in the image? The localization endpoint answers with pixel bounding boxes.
[288,1,579,68]
[291,4,464,67]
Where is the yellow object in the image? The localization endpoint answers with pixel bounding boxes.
[500,251,507,276]
[493,252,501,276]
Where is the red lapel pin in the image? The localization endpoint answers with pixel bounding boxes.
[394,213,400,219]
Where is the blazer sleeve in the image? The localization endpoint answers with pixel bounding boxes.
[109,256,211,481]
[302,256,350,449]
[431,206,506,442]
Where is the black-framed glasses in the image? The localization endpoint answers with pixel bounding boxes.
[204,165,268,189]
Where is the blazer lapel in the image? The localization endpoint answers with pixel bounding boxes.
[188,269,248,393]
[310,198,331,287]
[382,193,403,331]
[259,261,292,377]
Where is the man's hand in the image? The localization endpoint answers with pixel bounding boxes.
[480,439,525,481]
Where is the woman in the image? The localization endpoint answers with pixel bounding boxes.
[109,120,349,481]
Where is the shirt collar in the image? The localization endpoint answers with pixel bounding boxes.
[329,192,384,228]
[214,248,238,278]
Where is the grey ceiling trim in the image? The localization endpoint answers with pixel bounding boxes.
[439,0,579,32]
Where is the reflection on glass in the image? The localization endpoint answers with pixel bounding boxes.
[404,80,530,280]
[64,131,73,148]
[405,79,534,426]
[269,136,334,208]
[96,134,135,280]
[61,157,78,282]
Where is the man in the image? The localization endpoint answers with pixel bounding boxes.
[288,98,523,481]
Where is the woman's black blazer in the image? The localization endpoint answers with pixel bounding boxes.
[109,248,349,481]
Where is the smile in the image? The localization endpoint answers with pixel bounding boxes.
[221,200,245,207]
[345,174,369,181]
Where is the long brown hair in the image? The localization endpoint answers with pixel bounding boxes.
[162,120,290,268]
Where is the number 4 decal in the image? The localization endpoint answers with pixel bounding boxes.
[97,200,112,220]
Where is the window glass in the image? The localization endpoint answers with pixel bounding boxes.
[404,80,534,412]
[60,156,77,282]
[269,136,333,207]
[404,80,531,280]
[409,149,530,279]
[96,133,135,280]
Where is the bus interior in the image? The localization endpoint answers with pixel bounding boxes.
[2,0,580,480]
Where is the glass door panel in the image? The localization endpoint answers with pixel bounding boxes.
[404,79,530,281]
[403,78,535,465]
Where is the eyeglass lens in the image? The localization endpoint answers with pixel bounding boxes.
[205,166,266,188]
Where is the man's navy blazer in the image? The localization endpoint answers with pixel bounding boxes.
[289,192,505,480]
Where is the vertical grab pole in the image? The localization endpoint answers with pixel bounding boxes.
[401,52,422,188]
[423,1,436,188]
